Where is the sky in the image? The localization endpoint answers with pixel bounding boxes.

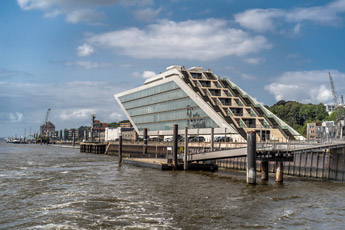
[1,0,345,137]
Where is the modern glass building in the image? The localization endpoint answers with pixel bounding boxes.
[115,66,304,141]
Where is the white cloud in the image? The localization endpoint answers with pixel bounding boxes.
[59,109,95,121]
[16,0,125,24]
[7,112,23,123]
[244,58,263,65]
[88,19,271,61]
[0,80,131,133]
[235,9,284,32]
[132,70,157,79]
[293,23,302,34]
[66,9,105,24]
[108,112,124,121]
[0,112,24,123]
[235,0,345,32]
[65,61,112,69]
[241,73,256,80]
[133,7,161,22]
[265,70,345,104]
[44,9,61,18]
[77,43,95,57]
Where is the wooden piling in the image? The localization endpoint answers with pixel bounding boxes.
[184,126,188,170]
[247,132,256,184]
[211,127,214,152]
[118,135,123,164]
[172,124,178,169]
[143,128,148,155]
[261,161,269,181]
[275,161,284,182]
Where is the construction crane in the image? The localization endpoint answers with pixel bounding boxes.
[39,108,51,143]
[329,73,345,139]
[329,72,338,106]
[44,108,51,137]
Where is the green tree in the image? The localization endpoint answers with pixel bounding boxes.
[108,122,119,128]
[267,101,328,137]
[326,106,345,121]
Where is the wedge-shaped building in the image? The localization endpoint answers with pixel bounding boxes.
[115,66,304,141]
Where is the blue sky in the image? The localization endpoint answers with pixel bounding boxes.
[1,0,345,137]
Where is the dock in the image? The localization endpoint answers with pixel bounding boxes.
[123,158,218,171]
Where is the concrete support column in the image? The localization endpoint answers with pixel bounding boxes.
[210,128,214,152]
[172,124,178,169]
[118,135,123,164]
[184,127,188,170]
[143,128,148,155]
[247,132,256,184]
[261,161,269,181]
[275,161,284,182]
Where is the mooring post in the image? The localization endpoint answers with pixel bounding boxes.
[72,132,75,147]
[247,132,256,184]
[184,126,188,170]
[261,161,269,181]
[211,127,214,152]
[118,135,123,164]
[275,161,284,182]
[172,124,178,169]
[143,128,148,155]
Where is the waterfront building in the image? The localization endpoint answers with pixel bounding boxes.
[68,129,78,140]
[306,122,321,139]
[63,129,69,140]
[105,127,136,141]
[40,121,55,136]
[92,120,108,132]
[115,66,304,141]
[119,121,132,128]
[307,121,343,140]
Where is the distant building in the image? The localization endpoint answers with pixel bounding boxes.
[307,121,338,140]
[105,127,137,142]
[325,104,345,115]
[307,122,322,139]
[77,126,90,141]
[40,121,55,136]
[318,121,337,139]
[119,121,132,128]
[122,129,137,141]
[115,65,304,141]
[325,104,336,114]
[63,129,69,140]
[93,120,108,132]
[69,129,78,140]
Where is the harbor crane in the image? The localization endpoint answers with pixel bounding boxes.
[44,108,51,137]
[39,108,51,143]
[329,72,338,106]
[329,72,345,138]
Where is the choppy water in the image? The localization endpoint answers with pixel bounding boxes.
[1,142,345,229]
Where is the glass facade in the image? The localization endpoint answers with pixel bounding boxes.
[119,81,219,131]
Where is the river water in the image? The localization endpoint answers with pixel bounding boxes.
[1,142,345,230]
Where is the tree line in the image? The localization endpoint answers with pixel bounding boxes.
[267,100,332,137]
